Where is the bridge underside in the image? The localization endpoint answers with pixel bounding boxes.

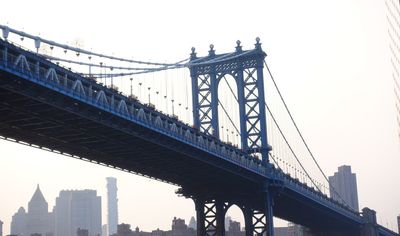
[0,69,263,194]
[0,68,362,234]
[273,188,361,233]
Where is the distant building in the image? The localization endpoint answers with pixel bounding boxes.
[171,217,194,236]
[114,224,133,236]
[54,190,101,236]
[77,228,89,236]
[224,216,231,232]
[226,220,243,236]
[111,217,195,236]
[274,224,311,236]
[187,217,196,230]
[386,0,400,141]
[10,185,54,236]
[106,178,118,236]
[328,165,359,211]
[397,215,400,234]
[11,207,26,236]
[111,224,150,236]
[102,225,108,236]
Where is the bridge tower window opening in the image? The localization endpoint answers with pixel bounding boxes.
[217,74,240,148]
[224,205,245,234]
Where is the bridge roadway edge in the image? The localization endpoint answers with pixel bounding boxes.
[0,38,397,236]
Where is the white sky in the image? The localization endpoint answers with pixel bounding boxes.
[1,0,399,234]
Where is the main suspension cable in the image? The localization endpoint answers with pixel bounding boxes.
[0,24,187,67]
[264,60,353,210]
[265,103,322,193]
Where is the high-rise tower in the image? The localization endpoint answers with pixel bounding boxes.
[0,219,3,236]
[329,165,359,212]
[106,177,118,236]
[397,215,400,234]
[386,0,400,140]
[54,190,102,236]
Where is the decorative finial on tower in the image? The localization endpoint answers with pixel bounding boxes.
[190,47,197,60]
[208,44,215,56]
[255,37,261,50]
[235,40,242,52]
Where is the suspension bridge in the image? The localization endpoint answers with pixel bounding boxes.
[0,25,397,236]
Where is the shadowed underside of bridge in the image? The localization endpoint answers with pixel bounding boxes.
[0,70,264,192]
[0,57,359,234]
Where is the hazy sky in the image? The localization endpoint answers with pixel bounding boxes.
[1,0,399,234]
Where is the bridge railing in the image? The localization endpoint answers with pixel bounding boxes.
[0,39,361,220]
[0,39,271,177]
[281,171,361,218]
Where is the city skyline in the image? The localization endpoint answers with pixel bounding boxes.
[9,185,102,236]
[0,0,399,234]
[4,183,245,236]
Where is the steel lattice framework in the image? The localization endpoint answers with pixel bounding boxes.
[189,39,271,164]
[0,29,397,235]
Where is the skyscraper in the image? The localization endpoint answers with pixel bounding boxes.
[386,0,400,140]
[27,185,54,236]
[10,185,54,236]
[328,165,359,211]
[188,217,196,230]
[397,215,400,234]
[106,177,118,236]
[11,207,27,236]
[54,190,102,236]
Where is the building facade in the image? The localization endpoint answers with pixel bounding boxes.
[54,190,101,236]
[397,215,400,233]
[106,177,118,236]
[328,165,359,211]
[10,185,54,236]
[274,224,312,236]
[226,220,243,236]
[187,217,196,230]
[387,0,400,140]
[110,217,195,236]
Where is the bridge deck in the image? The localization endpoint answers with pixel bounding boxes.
[0,38,364,231]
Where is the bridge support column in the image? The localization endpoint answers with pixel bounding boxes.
[243,193,274,236]
[194,198,227,236]
[266,192,274,236]
[195,198,206,236]
[244,207,254,236]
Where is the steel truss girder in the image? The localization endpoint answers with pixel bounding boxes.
[192,193,275,236]
[189,46,271,163]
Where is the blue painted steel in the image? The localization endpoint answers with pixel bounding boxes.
[189,40,271,164]
[2,38,395,235]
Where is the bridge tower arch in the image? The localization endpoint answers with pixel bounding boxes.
[189,39,272,164]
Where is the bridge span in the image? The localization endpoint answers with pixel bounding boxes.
[0,34,397,236]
